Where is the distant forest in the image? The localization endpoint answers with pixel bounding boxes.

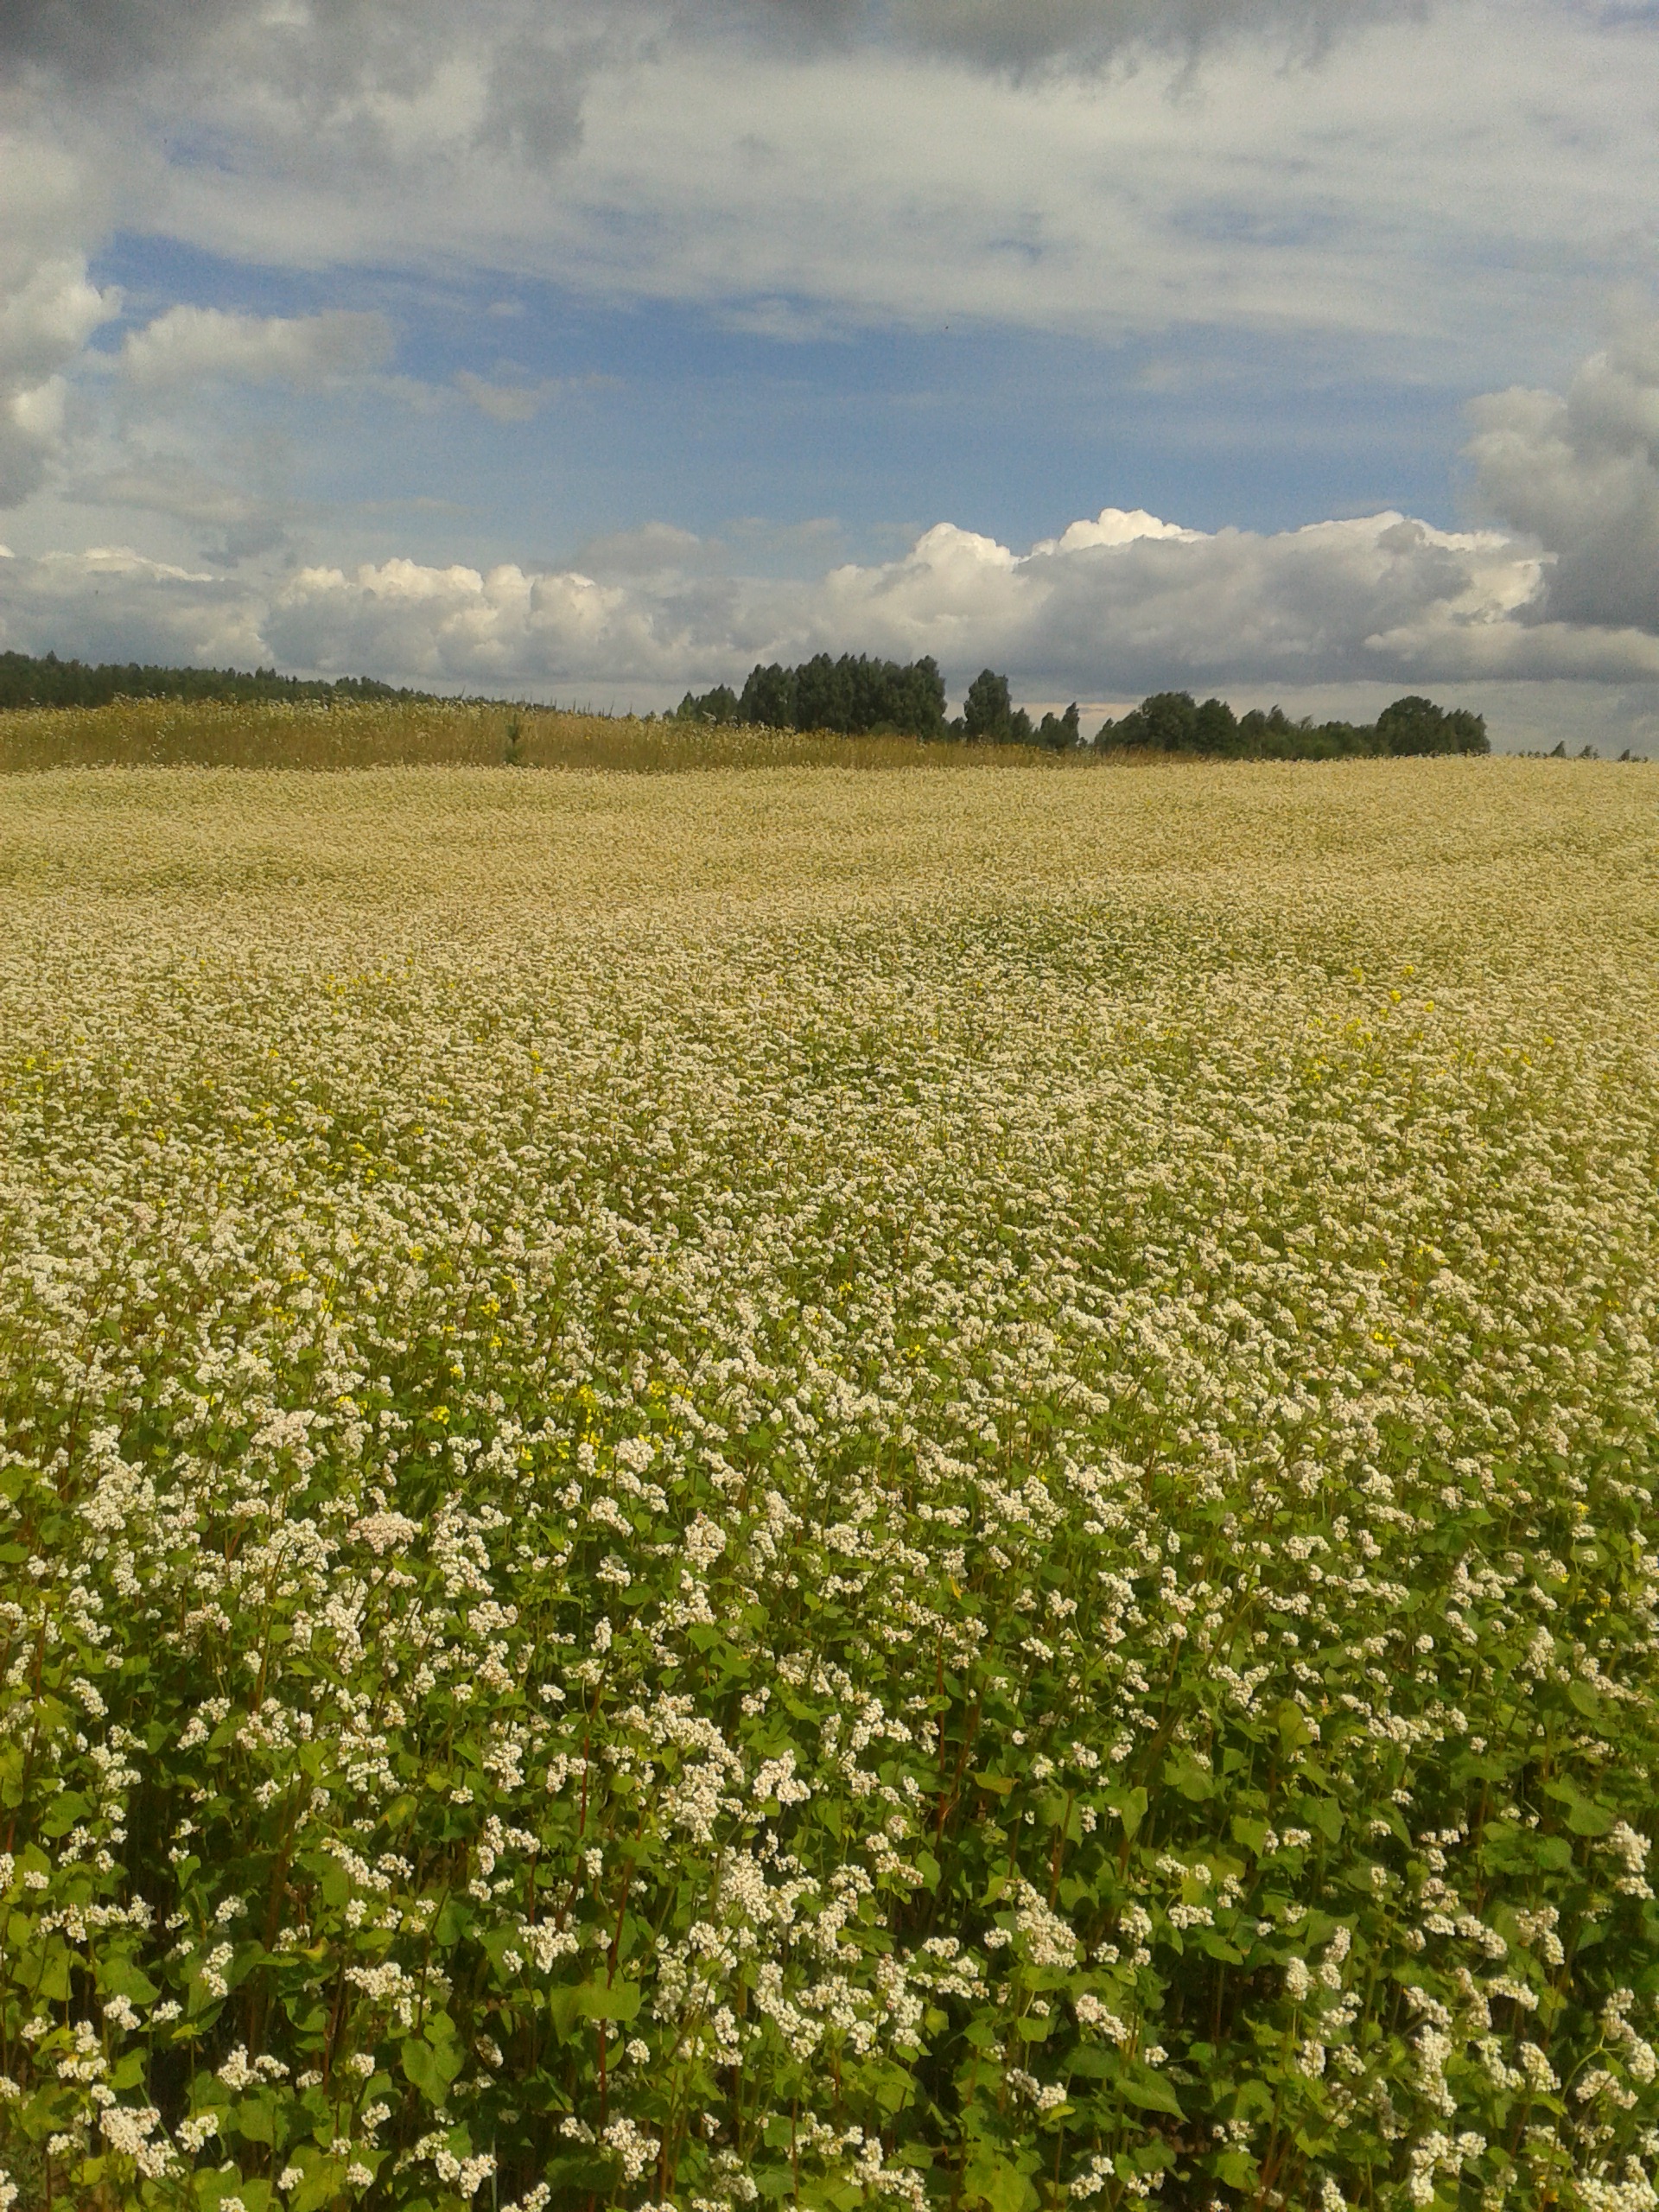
[1,645,1489,759]
[0,651,418,711]
[677,658,1491,757]
[1098,690,1489,759]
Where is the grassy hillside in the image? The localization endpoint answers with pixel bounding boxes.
[0,760,1656,2212]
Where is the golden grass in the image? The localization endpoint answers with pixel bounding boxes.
[0,696,1073,773]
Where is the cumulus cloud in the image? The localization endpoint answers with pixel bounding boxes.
[14,496,1650,706]
[28,319,1659,709]
[120,306,394,389]
[1468,320,1659,634]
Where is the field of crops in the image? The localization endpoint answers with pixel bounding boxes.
[0,698,1058,775]
[1,758,1656,2212]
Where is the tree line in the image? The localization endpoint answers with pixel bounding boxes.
[677,658,1490,756]
[0,651,415,712]
[1097,690,1489,758]
[0,645,1491,758]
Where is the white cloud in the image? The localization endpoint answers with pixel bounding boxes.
[7,495,1643,708]
[21,326,1659,729]
[107,1,1659,380]
[120,306,394,389]
[453,368,564,422]
[0,257,118,506]
[0,122,121,508]
[0,543,270,666]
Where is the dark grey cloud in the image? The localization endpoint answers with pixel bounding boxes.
[757,0,1427,72]
[1,0,1428,109]
[0,0,637,174]
[1469,321,1659,633]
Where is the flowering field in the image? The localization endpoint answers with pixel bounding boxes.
[1,759,1657,2212]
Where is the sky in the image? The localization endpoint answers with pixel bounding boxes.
[5,1,1659,741]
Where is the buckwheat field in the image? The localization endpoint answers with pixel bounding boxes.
[3,757,1658,2212]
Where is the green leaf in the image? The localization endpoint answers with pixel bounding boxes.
[963,2152,1039,2212]
[400,2038,447,2107]
[1164,1758,1214,1802]
[1214,2150,1259,2190]
[292,2164,346,2212]
[1066,2045,1115,2080]
[1567,1798,1615,1838]
[1544,1780,1613,1836]
[1120,2069,1185,2119]
[41,1791,92,1838]
[1306,1797,1343,1845]
[1567,1681,1604,1723]
[35,1942,73,2003]
[581,1979,642,2023]
[234,2094,278,2145]
[99,1955,161,2005]
[1114,1787,1148,1839]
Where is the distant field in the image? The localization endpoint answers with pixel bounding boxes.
[0,697,1063,773]
[1,760,1656,2212]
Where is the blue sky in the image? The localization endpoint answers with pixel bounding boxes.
[4,0,1659,741]
[84,234,1482,565]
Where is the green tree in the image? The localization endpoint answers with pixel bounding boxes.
[962,668,1014,741]
[1036,702,1081,751]
[676,684,741,723]
[740,664,798,728]
[1194,696,1239,752]
[1376,695,1489,755]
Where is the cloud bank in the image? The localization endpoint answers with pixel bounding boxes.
[5,452,1659,715]
[0,0,1422,98]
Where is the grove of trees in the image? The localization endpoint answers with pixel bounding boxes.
[679,662,1490,759]
[1096,690,1490,758]
[677,659,1084,747]
[677,654,950,737]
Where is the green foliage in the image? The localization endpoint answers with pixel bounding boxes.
[732,655,949,738]
[679,659,949,739]
[1035,704,1082,753]
[1097,691,1491,760]
[1375,696,1490,757]
[960,669,1036,746]
[0,650,412,713]
[676,683,743,725]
